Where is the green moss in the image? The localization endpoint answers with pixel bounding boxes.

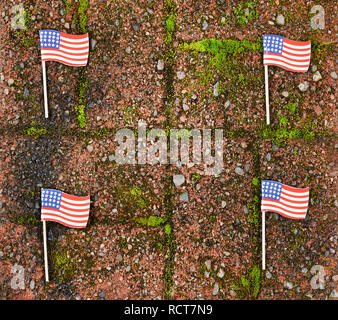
[192,173,201,182]
[62,0,72,15]
[21,35,35,48]
[209,214,216,223]
[162,0,177,300]
[246,195,260,228]
[25,126,47,137]
[76,0,89,34]
[73,1,89,128]
[164,223,172,236]
[118,237,128,249]
[135,215,167,227]
[252,177,260,187]
[14,214,40,226]
[311,40,334,67]
[182,38,262,57]
[75,104,86,129]
[233,1,257,25]
[181,37,262,107]
[164,0,176,45]
[278,115,289,127]
[165,15,175,44]
[261,117,319,146]
[286,102,298,115]
[50,249,76,282]
[130,187,150,210]
[237,265,261,299]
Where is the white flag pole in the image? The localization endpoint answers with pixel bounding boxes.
[42,60,49,118]
[42,220,49,282]
[262,211,266,270]
[264,65,270,125]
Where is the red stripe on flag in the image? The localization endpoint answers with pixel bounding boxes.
[41,218,86,228]
[267,53,310,62]
[264,58,310,68]
[59,204,89,213]
[263,63,308,72]
[283,38,311,46]
[41,58,88,66]
[41,53,88,62]
[282,185,310,193]
[262,199,308,212]
[59,44,89,51]
[60,32,89,39]
[42,208,89,218]
[279,196,309,204]
[262,208,306,220]
[42,48,88,56]
[60,39,89,46]
[62,193,90,201]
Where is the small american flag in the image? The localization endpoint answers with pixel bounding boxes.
[41,189,90,228]
[261,180,309,219]
[263,34,311,72]
[39,29,89,66]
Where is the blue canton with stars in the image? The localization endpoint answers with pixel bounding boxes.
[263,34,284,54]
[41,189,62,209]
[261,180,282,201]
[39,30,61,49]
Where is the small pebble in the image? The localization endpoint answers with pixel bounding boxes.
[276,14,285,26]
[235,167,244,176]
[298,81,309,92]
[157,60,164,71]
[212,283,219,295]
[179,192,189,202]
[173,174,185,187]
[177,71,186,80]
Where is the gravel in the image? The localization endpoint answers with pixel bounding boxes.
[217,269,225,278]
[298,81,309,92]
[213,81,219,97]
[212,283,219,295]
[177,71,186,80]
[313,71,322,82]
[182,103,189,111]
[276,14,285,25]
[235,167,244,176]
[173,174,185,187]
[131,22,140,31]
[330,71,337,79]
[284,281,294,290]
[179,192,189,202]
[157,60,164,71]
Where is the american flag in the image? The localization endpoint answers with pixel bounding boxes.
[39,29,89,66]
[263,34,311,72]
[261,180,309,219]
[41,189,90,228]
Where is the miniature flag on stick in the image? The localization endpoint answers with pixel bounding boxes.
[260,180,309,270]
[39,30,89,118]
[40,188,90,282]
[262,35,311,125]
